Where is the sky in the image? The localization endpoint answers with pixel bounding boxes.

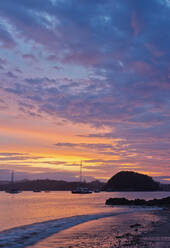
[0,0,170,183]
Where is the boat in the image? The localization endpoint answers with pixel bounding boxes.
[94,189,101,193]
[5,171,21,194]
[71,161,92,194]
[6,188,21,194]
[33,189,41,192]
[72,187,92,194]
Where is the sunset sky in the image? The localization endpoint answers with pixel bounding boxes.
[0,0,170,182]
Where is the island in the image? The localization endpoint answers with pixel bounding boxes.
[103,171,160,191]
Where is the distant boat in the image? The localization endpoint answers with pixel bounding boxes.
[6,171,21,194]
[94,189,101,193]
[6,188,21,194]
[71,161,92,194]
[72,187,92,194]
[106,188,113,192]
[33,189,41,192]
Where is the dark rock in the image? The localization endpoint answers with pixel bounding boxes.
[106,196,170,206]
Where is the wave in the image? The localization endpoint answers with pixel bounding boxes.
[0,207,160,248]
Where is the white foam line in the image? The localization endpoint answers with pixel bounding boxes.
[0,207,160,248]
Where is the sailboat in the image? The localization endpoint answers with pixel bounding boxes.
[71,161,92,194]
[5,171,21,194]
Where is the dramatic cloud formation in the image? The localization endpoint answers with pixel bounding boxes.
[0,0,170,181]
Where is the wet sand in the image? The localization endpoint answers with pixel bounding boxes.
[29,209,163,248]
[140,209,170,248]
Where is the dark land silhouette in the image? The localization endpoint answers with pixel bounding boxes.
[103,171,161,191]
[106,196,170,206]
[0,179,104,192]
[0,171,170,192]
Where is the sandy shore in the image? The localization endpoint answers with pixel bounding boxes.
[29,208,170,248]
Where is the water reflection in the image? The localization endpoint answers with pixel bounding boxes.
[0,191,169,232]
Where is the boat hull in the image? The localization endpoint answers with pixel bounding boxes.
[72,191,92,194]
[71,188,92,194]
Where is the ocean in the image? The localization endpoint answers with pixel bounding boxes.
[0,191,169,247]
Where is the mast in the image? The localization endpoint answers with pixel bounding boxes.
[80,160,82,183]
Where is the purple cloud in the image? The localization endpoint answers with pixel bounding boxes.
[0,0,170,178]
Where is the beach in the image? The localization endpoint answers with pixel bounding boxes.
[27,209,170,248]
[28,209,170,248]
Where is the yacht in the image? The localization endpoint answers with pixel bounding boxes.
[72,187,92,194]
[5,171,21,194]
[94,189,101,193]
[71,161,92,194]
[6,188,21,194]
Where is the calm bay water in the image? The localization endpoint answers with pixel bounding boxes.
[0,191,169,232]
[0,191,169,247]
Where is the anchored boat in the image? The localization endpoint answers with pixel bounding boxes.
[71,161,92,194]
[5,171,21,194]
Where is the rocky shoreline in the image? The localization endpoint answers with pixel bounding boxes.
[115,209,170,247]
[105,196,170,247]
[106,196,170,206]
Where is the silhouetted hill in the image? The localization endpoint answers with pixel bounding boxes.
[103,171,160,191]
[0,179,105,191]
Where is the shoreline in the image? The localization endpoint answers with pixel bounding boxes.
[0,195,170,248]
[113,208,170,247]
[1,207,169,247]
[27,208,165,248]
